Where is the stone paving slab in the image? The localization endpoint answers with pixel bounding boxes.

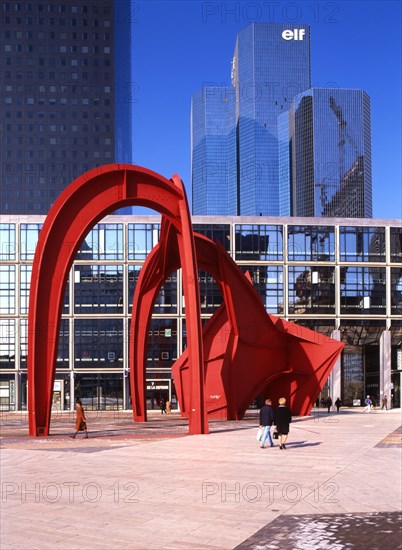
[1,408,401,549]
[235,511,402,550]
[375,424,402,447]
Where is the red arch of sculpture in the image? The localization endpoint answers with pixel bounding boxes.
[130,219,344,422]
[28,164,207,436]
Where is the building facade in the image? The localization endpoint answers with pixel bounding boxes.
[280,88,372,218]
[0,0,132,214]
[1,215,401,412]
[192,22,311,216]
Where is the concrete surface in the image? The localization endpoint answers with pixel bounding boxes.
[1,407,401,549]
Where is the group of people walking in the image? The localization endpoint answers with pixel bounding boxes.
[70,391,390,442]
[159,397,171,414]
[259,397,292,450]
[317,396,342,413]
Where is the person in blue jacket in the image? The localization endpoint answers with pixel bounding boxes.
[259,398,276,448]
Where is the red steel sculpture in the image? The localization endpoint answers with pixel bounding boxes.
[28,164,343,437]
[28,165,207,436]
[130,219,344,422]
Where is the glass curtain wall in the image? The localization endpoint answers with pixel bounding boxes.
[0,216,401,411]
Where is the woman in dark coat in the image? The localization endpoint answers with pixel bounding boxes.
[275,397,292,449]
[70,399,88,438]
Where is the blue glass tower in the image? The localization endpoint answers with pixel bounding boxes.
[233,23,311,216]
[284,88,372,217]
[192,23,311,215]
[191,86,237,215]
[114,0,133,165]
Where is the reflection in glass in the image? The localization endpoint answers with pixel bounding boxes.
[340,266,386,314]
[128,223,159,260]
[288,225,334,262]
[74,264,123,314]
[0,224,16,260]
[339,226,385,262]
[0,266,15,314]
[0,320,15,369]
[78,223,123,260]
[74,319,124,368]
[20,224,42,260]
[235,224,283,261]
[288,266,335,314]
[239,265,283,314]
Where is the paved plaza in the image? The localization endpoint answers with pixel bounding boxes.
[1,407,401,549]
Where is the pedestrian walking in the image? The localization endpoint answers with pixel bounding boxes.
[335,397,341,413]
[70,399,88,438]
[381,395,388,410]
[258,398,275,448]
[160,396,167,414]
[364,395,372,413]
[275,397,292,450]
[326,396,332,413]
[166,399,171,414]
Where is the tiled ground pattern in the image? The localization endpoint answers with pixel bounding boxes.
[235,511,402,549]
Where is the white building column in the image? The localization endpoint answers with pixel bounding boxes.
[69,370,75,412]
[330,330,342,401]
[380,330,392,408]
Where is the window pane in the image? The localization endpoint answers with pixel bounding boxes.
[340,267,386,314]
[235,224,283,261]
[288,266,335,314]
[77,224,123,260]
[239,265,284,314]
[74,319,124,368]
[339,226,385,262]
[0,266,15,314]
[0,224,16,260]
[74,264,123,314]
[128,223,159,260]
[390,227,402,264]
[288,225,335,262]
[391,267,402,315]
[0,320,15,369]
[20,223,41,260]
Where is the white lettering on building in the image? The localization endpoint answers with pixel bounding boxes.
[282,29,306,41]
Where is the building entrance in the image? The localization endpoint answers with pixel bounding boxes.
[146,379,172,411]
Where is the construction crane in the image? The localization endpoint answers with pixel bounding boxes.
[329,96,346,185]
[315,181,329,216]
[329,96,360,184]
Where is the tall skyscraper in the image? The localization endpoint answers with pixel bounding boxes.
[282,88,372,217]
[191,86,237,215]
[192,22,311,216]
[0,0,132,214]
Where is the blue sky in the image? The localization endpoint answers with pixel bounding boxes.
[132,0,402,219]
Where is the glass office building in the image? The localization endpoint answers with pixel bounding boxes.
[191,87,237,215]
[1,215,401,412]
[280,88,372,218]
[192,23,311,216]
[0,0,132,214]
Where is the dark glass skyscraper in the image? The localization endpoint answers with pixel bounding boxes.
[0,0,132,214]
[282,88,372,217]
[192,22,311,216]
